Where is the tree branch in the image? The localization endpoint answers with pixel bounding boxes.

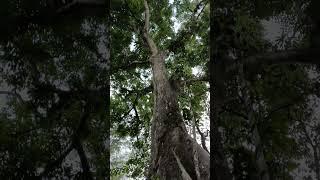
[40,142,74,177]
[0,90,25,104]
[295,113,317,149]
[40,101,92,177]
[143,0,158,55]
[227,48,320,72]
[74,137,93,179]
[196,125,209,153]
[72,104,93,179]
[133,105,140,123]
[184,76,209,85]
[190,102,201,180]
[10,127,41,138]
[195,1,208,20]
[264,103,295,120]
[116,85,153,122]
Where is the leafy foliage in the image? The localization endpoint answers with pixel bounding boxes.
[0,2,109,179]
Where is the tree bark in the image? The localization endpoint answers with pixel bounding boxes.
[141,1,210,179]
[210,6,233,177]
[147,48,210,180]
[314,150,320,180]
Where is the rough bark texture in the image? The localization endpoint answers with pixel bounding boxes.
[147,53,209,179]
[315,151,320,180]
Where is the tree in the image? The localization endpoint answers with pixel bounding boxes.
[0,1,110,179]
[142,1,209,179]
[110,0,210,179]
[210,0,320,179]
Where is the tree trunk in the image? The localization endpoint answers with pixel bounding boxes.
[210,17,233,179]
[210,61,233,180]
[147,52,210,179]
[140,1,209,179]
[314,149,320,180]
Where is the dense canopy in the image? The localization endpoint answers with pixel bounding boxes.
[1,0,320,179]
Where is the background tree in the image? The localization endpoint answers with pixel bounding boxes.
[0,1,110,179]
[211,0,320,179]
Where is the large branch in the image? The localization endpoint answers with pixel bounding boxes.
[196,125,209,153]
[117,85,152,119]
[74,138,93,179]
[0,90,25,104]
[142,0,158,55]
[227,48,320,72]
[39,103,91,177]
[40,142,75,177]
[264,103,295,121]
[71,104,93,179]
[184,76,209,85]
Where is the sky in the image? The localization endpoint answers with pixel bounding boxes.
[261,18,282,42]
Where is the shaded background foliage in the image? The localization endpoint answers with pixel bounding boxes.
[0,0,109,179]
[212,0,320,179]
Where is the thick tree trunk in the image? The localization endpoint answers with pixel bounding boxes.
[140,1,209,179]
[313,148,320,180]
[147,53,209,179]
